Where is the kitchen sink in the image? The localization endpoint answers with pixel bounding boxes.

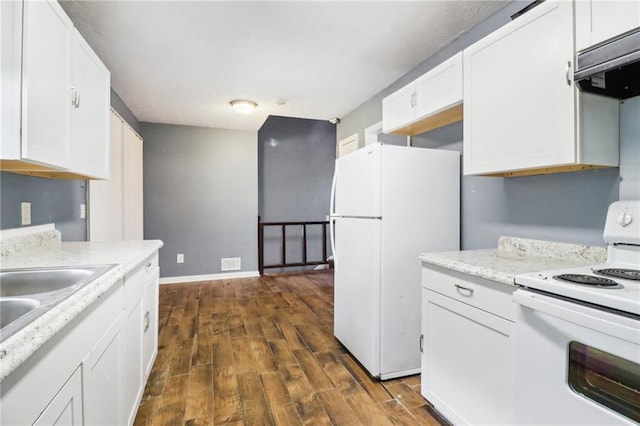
[0,266,113,297]
[0,264,116,343]
[0,298,41,329]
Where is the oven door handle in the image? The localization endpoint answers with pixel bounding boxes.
[514,290,640,345]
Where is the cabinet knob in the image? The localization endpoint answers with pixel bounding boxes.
[145,262,152,272]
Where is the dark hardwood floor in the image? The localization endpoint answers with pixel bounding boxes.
[133,270,443,425]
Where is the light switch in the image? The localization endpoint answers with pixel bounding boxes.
[21,202,31,225]
[177,253,184,264]
[80,204,86,219]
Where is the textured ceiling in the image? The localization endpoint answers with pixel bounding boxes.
[61,1,509,131]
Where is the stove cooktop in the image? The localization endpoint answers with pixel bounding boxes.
[516,264,640,315]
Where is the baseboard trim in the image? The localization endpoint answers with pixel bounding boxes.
[159,271,260,285]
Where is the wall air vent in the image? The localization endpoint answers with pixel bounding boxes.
[221,257,241,271]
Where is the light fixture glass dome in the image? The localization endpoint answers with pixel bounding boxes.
[230,99,257,114]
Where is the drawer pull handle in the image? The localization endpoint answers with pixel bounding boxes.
[144,311,150,332]
[145,262,152,272]
[419,334,424,353]
[454,284,474,296]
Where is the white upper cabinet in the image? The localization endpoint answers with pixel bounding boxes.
[383,52,463,136]
[382,82,417,134]
[0,0,111,179]
[20,0,73,169]
[69,29,111,179]
[575,0,640,52]
[463,0,619,176]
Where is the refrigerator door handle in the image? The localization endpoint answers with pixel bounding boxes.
[330,169,337,216]
[330,217,337,263]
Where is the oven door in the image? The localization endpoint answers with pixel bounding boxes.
[514,289,640,426]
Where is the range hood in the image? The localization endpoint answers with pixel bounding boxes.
[574,28,640,100]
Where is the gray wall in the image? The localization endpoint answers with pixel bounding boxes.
[338,1,624,249]
[110,89,141,133]
[258,115,336,268]
[0,173,87,241]
[141,123,258,278]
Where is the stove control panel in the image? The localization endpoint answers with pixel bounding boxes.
[604,201,640,245]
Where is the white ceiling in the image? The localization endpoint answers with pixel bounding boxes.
[61,1,509,132]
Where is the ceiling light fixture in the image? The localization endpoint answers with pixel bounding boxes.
[329,117,341,124]
[230,99,257,114]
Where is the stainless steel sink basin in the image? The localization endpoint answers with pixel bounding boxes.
[0,298,41,329]
[0,266,112,297]
[0,264,116,343]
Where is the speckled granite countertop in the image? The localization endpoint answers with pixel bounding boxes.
[419,236,607,286]
[0,235,163,381]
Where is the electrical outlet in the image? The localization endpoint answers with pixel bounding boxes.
[21,202,31,225]
[80,204,86,219]
[177,253,184,264]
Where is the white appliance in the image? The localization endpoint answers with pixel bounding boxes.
[514,200,640,425]
[329,143,460,380]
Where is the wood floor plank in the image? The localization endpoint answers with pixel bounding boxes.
[384,380,429,409]
[380,400,421,425]
[237,371,273,425]
[134,272,444,426]
[314,351,358,393]
[155,374,189,426]
[292,349,334,392]
[270,403,303,425]
[316,389,361,425]
[184,363,214,421]
[409,404,444,426]
[212,366,243,424]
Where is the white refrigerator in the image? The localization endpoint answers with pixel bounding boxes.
[329,143,459,380]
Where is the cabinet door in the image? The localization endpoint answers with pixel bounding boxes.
[463,0,575,175]
[415,52,463,119]
[83,313,124,426]
[142,268,159,379]
[89,111,124,242]
[70,29,111,179]
[33,366,83,426]
[382,82,416,133]
[422,289,514,425]
[123,297,144,426]
[123,127,144,240]
[575,0,640,52]
[21,0,73,168]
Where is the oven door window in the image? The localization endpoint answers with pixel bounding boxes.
[568,341,640,423]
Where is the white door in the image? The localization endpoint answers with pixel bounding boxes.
[89,111,124,242]
[334,143,381,217]
[21,0,73,168]
[333,217,381,377]
[123,127,144,240]
[337,133,359,158]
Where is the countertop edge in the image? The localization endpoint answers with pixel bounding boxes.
[0,240,163,381]
[419,253,517,286]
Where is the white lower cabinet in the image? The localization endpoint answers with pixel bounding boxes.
[0,251,160,426]
[33,366,84,426]
[421,265,516,425]
[82,313,125,426]
[123,253,159,425]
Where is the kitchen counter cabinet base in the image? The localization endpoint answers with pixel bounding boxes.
[421,265,515,425]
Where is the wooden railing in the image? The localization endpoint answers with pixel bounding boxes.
[258,219,330,275]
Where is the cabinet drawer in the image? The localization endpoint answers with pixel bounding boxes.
[421,264,516,321]
[124,253,158,312]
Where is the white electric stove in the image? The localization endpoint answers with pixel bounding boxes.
[513,200,640,426]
